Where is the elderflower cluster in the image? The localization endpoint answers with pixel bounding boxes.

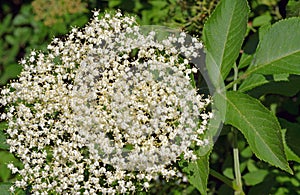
[0,10,212,194]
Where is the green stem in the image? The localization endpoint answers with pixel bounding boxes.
[225,77,241,90]
[233,63,238,91]
[232,63,244,195]
[225,74,247,90]
[209,169,236,190]
[233,130,244,195]
[225,71,249,90]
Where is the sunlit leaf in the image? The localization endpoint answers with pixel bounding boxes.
[180,152,210,195]
[203,0,249,79]
[247,18,300,75]
[218,91,292,174]
[238,74,268,92]
[243,170,268,186]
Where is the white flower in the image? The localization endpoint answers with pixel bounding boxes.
[0,10,212,194]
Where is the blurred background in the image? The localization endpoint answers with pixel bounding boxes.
[1,0,300,194]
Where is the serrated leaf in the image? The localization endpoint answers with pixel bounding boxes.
[247,18,300,75]
[248,75,300,97]
[279,119,300,159]
[203,0,249,79]
[281,128,300,163]
[218,91,292,174]
[258,24,271,41]
[238,74,268,92]
[181,153,210,195]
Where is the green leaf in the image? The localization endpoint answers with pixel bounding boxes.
[0,183,12,195]
[206,90,227,147]
[248,75,300,97]
[0,63,23,85]
[286,0,300,17]
[241,146,253,158]
[279,119,300,159]
[12,14,29,26]
[252,12,272,27]
[273,73,289,82]
[242,33,259,55]
[247,160,258,172]
[218,184,234,195]
[243,170,268,186]
[281,128,300,163]
[51,22,68,34]
[247,18,300,75]
[203,0,249,79]
[0,131,9,150]
[248,176,276,195]
[181,153,210,195]
[0,14,12,36]
[238,74,268,92]
[238,53,253,69]
[15,188,26,195]
[258,24,271,41]
[0,151,16,182]
[70,15,88,27]
[0,122,8,131]
[218,91,292,173]
[5,35,16,45]
[140,1,168,25]
[13,27,32,45]
[108,0,122,8]
[2,44,19,66]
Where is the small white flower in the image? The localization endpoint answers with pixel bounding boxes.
[1,10,211,194]
[93,11,99,17]
[29,56,35,62]
[143,182,150,189]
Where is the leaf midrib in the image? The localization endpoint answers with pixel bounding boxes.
[223,92,283,165]
[248,44,300,75]
[221,3,247,78]
[218,3,235,71]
